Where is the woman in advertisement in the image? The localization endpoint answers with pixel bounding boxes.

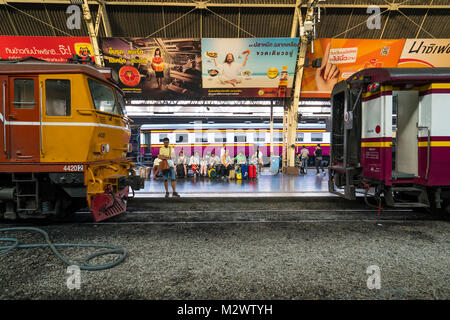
[152,48,164,89]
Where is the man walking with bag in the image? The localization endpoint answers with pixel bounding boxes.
[158,137,180,197]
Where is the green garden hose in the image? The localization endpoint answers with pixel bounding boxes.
[0,226,126,271]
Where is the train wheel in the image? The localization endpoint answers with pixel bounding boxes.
[426,188,449,220]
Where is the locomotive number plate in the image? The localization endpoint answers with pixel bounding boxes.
[63,165,84,172]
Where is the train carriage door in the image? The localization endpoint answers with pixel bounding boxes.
[0,76,8,160]
[8,76,40,161]
[392,90,419,178]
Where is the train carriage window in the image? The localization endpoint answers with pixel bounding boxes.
[195,133,208,143]
[45,79,71,116]
[234,134,247,143]
[296,132,304,142]
[159,133,168,142]
[311,132,323,142]
[254,132,266,142]
[214,132,226,143]
[13,79,35,109]
[176,133,188,143]
[274,131,283,142]
[88,79,123,115]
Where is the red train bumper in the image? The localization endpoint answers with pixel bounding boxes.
[91,186,129,222]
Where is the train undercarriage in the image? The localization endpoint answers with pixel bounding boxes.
[0,169,144,221]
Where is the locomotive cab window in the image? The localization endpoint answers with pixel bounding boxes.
[88,78,124,116]
[45,79,71,116]
[13,79,35,109]
[311,132,323,142]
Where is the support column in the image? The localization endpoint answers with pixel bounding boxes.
[284,0,318,174]
[81,0,104,67]
[283,0,302,174]
[286,43,307,172]
[269,101,274,162]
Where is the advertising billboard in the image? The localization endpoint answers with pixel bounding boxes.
[201,38,300,98]
[99,37,202,100]
[0,36,93,63]
[398,39,450,68]
[300,38,406,98]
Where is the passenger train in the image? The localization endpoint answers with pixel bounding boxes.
[139,122,331,164]
[0,57,143,222]
[329,67,450,215]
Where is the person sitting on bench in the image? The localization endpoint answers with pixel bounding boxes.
[200,155,208,177]
[153,157,161,180]
[188,151,200,177]
[220,150,233,177]
[235,151,247,165]
[176,150,188,178]
[209,152,221,177]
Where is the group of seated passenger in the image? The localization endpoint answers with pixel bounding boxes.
[152,149,262,179]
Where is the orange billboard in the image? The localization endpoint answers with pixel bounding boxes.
[398,39,450,68]
[300,39,406,98]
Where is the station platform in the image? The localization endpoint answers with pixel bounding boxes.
[133,168,334,198]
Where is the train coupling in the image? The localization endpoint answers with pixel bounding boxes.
[91,185,129,222]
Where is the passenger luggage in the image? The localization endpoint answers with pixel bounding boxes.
[208,168,216,179]
[228,169,236,180]
[241,164,248,179]
[271,156,280,172]
[248,165,256,178]
[236,171,242,180]
[145,167,151,179]
[176,164,185,178]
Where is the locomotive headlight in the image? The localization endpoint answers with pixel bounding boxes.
[100,143,110,154]
[127,144,133,153]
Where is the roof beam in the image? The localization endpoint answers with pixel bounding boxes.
[3,1,450,9]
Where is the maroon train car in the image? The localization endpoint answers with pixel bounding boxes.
[329,68,450,215]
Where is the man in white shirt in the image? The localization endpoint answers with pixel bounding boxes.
[214,51,250,86]
[209,152,221,168]
[300,145,309,174]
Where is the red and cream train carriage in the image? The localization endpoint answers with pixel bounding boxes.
[329,68,450,214]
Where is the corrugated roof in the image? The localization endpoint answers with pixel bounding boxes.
[0,1,448,39]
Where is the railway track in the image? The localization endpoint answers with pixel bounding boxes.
[0,208,436,226]
[1,197,442,225]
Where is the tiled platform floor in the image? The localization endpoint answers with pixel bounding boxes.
[134,168,334,198]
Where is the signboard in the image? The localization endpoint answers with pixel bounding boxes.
[201,38,300,98]
[3,36,449,101]
[300,39,406,98]
[0,36,93,63]
[398,39,450,68]
[99,37,202,99]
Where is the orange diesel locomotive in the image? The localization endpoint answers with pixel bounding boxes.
[0,58,143,222]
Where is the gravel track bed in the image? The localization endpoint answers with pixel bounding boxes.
[1,219,449,300]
